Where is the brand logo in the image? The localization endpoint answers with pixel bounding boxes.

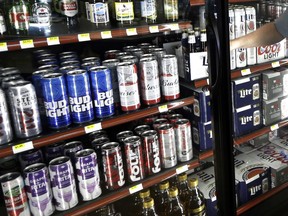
[240,116,252,125]
[151,140,161,173]
[239,89,252,98]
[70,95,93,113]
[44,99,69,117]
[117,155,125,186]
[94,90,114,108]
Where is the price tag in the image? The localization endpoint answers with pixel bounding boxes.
[12,141,34,154]
[84,123,102,134]
[20,40,34,49]
[149,26,159,33]
[0,42,8,52]
[176,165,189,174]
[168,23,179,31]
[272,61,280,68]
[47,37,60,46]
[78,33,91,42]
[101,31,112,39]
[126,28,137,36]
[241,68,251,76]
[129,183,143,194]
[270,124,279,131]
[158,105,168,113]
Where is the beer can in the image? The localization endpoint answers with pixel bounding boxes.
[168,113,183,124]
[104,50,121,59]
[116,130,134,143]
[139,57,161,105]
[81,62,99,71]
[123,45,137,52]
[274,2,282,19]
[58,51,78,60]
[0,67,21,82]
[59,65,80,75]
[160,55,180,101]
[38,53,57,61]
[129,48,144,60]
[245,6,257,66]
[141,130,161,175]
[119,55,138,65]
[44,142,65,163]
[0,88,13,145]
[63,141,84,163]
[41,73,71,129]
[88,129,108,142]
[123,136,145,182]
[153,118,169,130]
[158,124,177,168]
[174,118,193,162]
[141,53,157,60]
[59,54,79,63]
[151,48,166,66]
[18,149,44,171]
[159,110,175,119]
[82,56,101,66]
[89,66,114,118]
[115,52,131,60]
[23,163,55,216]
[49,156,78,210]
[61,60,81,68]
[38,64,59,73]
[137,43,151,53]
[101,142,125,190]
[8,81,42,138]
[134,124,151,136]
[75,149,102,201]
[146,45,158,53]
[0,155,20,175]
[229,8,236,70]
[38,58,58,66]
[143,115,158,125]
[2,76,24,90]
[117,62,141,111]
[0,172,30,216]
[66,69,94,123]
[91,137,110,164]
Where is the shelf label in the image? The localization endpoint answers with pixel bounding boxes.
[78,33,91,42]
[84,123,102,134]
[158,105,168,113]
[241,68,251,76]
[176,165,188,174]
[101,31,112,39]
[0,42,8,52]
[12,141,34,154]
[20,40,34,49]
[47,36,60,46]
[270,124,279,131]
[126,28,137,36]
[168,23,179,31]
[149,26,159,33]
[129,184,143,194]
[272,61,280,68]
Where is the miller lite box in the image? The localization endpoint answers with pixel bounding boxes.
[192,120,212,151]
[262,98,281,126]
[234,153,271,205]
[233,103,262,137]
[279,95,288,120]
[231,74,261,109]
[188,52,208,81]
[248,143,288,188]
[191,87,211,122]
[257,39,286,64]
[262,70,283,101]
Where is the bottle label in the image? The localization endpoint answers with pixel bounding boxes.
[164,0,178,20]
[90,2,109,24]
[30,2,51,27]
[9,5,29,30]
[115,2,134,21]
[0,15,6,34]
[140,0,157,20]
[60,0,78,17]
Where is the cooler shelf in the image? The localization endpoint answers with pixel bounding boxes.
[190,0,259,6]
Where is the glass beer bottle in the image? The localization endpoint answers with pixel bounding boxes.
[187,178,206,216]
[114,0,134,25]
[177,173,190,212]
[167,186,185,216]
[154,181,170,216]
[140,197,159,216]
[163,0,178,21]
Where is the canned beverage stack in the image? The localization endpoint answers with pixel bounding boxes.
[245,6,257,66]
[229,8,236,70]
[63,141,84,163]
[19,149,44,171]
[0,88,13,145]
[44,142,65,163]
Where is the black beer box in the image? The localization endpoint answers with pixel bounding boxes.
[262,70,283,101]
[262,98,281,126]
[231,74,261,109]
[234,153,271,205]
[191,87,211,123]
[247,143,288,188]
[278,95,288,120]
[248,133,270,148]
[233,103,262,137]
[192,120,212,151]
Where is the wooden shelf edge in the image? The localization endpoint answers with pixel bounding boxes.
[199,150,214,161]
[190,0,259,6]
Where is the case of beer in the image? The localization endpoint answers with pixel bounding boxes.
[262,98,281,126]
[191,87,211,123]
[192,120,213,151]
[257,39,286,64]
[262,70,283,101]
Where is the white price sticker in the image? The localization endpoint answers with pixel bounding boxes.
[12,141,34,154]
[47,37,60,46]
[176,165,189,174]
[149,26,159,33]
[168,23,179,31]
[126,28,137,36]
[129,184,143,194]
[101,31,112,39]
[272,61,280,68]
[84,123,102,134]
[78,33,91,42]
[0,42,8,52]
[20,40,34,49]
[270,124,279,131]
[158,105,168,113]
[241,68,251,76]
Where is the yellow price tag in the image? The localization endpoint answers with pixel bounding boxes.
[241,68,251,76]
[78,33,91,42]
[20,40,34,49]
[0,42,8,52]
[272,61,280,68]
[168,23,179,31]
[270,124,279,131]
[12,141,34,154]
[84,123,102,134]
[101,31,112,39]
[47,37,60,46]
[176,165,188,174]
[126,28,137,36]
[129,184,143,194]
[158,105,168,113]
[149,26,159,33]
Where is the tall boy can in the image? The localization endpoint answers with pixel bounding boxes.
[0,88,13,145]
[19,149,44,171]
[75,149,102,201]
[41,73,71,129]
[44,142,65,163]
[48,156,78,210]
[89,66,114,118]
[229,8,236,70]
[245,6,257,65]
[23,163,55,216]
[0,172,30,216]
[66,69,94,123]
[63,141,83,163]
[8,81,42,138]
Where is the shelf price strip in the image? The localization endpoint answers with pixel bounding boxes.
[126,28,137,36]
[149,26,159,33]
[158,104,168,113]
[101,31,112,39]
[129,183,143,194]
[0,42,8,52]
[176,165,189,174]
[12,141,34,154]
[78,33,91,42]
[84,123,102,134]
[272,61,280,68]
[270,124,279,131]
[47,37,60,46]
[168,23,179,31]
[241,68,251,76]
[20,40,34,49]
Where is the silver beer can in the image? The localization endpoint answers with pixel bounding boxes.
[0,88,13,145]
[245,6,257,66]
[229,8,236,70]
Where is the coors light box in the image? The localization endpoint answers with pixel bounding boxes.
[257,39,286,64]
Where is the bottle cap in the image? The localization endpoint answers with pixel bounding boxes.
[143,197,154,209]
[189,178,199,187]
[139,189,150,199]
[159,180,169,190]
[169,186,179,197]
[177,172,188,182]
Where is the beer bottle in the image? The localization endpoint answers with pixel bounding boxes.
[29,0,51,29]
[114,0,134,25]
[177,173,190,212]
[134,189,151,214]
[187,178,206,216]
[163,0,178,21]
[154,181,170,216]
[0,8,6,34]
[140,197,159,216]
[89,0,110,26]
[8,0,29,34]
[140,0,157,23]
[200,29,207,52]
[167,186,185,216]
[58,0,79,26]
[194,27,201,52]
[188,30,196,53]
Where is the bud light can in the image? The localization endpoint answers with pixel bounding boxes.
[61,60,81,68]
[38,64,59,73]
[44,142,65,163]
[123,136,145,182]
[23,163,55,216]
[134,124,150,136]
[141,130,161,175]
[63,141,83,163]
[117,62,141,111]
[160,55,180,101]
[59,65,80,75]
[66,69,94,123]
[81,62,99,71]
[42,73,71,129]
[0,88,13,145]
[38,58,58,66]
[82,56,101,66]
[18,149,44,171]
[8,81,42,138]
[89,66,114,118]
[101,142,125,190]
[0,172,30,216]
[158,124,177,168]
[75,149,102,201]
[59,54,79,63]
[59,51,78,59]
[49,156,78,210]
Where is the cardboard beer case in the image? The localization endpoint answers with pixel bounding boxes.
[257,39,286,64]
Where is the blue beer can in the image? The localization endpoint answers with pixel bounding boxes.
[89,66,114,118]
[38,58,58,66]
[38,64,59,72]
[82,57,101,66]
[59,54,79,63]
[81,62,100,71]
[59,65,80,75]
[61,60,81,68]
[41,73,71,129]
[66,69,94,123]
